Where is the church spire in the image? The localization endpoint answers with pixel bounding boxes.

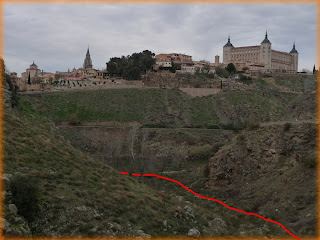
[83,45,93,69]
[261,31,271,44]
[290,41,298,54]
[224,34,234,47]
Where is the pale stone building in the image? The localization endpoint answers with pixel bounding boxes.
[155,53,193,65]
[21,61,42,80]
[155,59,172,68]
[176,65,196,74]
[223,32,299,72]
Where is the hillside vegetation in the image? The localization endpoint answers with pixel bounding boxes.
[21,88,297,128]
[4,79,316,239]
[3,103,249,237]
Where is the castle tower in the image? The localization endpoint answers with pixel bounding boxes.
[223,35,234,64]
[289,42,298,72]
[215,55,220,66]
[83,46,93,69]
[260,31,272,70]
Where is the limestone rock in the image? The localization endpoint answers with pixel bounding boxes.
[213,218,227,228]
[188,228,200,237]
[184,205,195,219]
[9,204,18,214]
[137,229,151,238]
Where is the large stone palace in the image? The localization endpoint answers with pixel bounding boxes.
[223,32,298,72]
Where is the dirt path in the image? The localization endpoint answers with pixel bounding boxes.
[260,120,317,127]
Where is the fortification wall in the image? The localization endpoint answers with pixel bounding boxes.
[179,88,221,97]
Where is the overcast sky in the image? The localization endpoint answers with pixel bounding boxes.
[3,2,317,76]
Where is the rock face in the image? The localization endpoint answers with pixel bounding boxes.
[213,218,227,228]
[205,122,317,236]
[281,91,316,121]
[187,228,200,237]
[2,175,32,237]
[8,204,18,214]
[2,70,18,109]
[207,123,316,189]
[136,229,152,238]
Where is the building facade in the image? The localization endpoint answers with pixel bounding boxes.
[223,32,299,72]
[21,61,42,80]
[155,53,193,65]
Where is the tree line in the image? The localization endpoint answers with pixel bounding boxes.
[106,50,156,80]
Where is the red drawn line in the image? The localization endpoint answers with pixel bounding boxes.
[120,171,299,240]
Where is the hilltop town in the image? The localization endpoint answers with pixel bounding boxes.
[8,32,315,95]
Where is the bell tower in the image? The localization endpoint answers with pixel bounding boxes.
[260,31,272,70]
[83,46,93,69]
[289,42,298,72]
[223,35,234,64]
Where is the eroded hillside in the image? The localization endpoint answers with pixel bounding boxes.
[4,83,317,239]
[3,106,240,237]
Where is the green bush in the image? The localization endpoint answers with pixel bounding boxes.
[245,120,260,130]
[283,122,291,132]
[69,113,80,125]
[238,74,253,84]
[11,175,40,222]
[301,154,317,168]
[215,67,230,78]
[255,78,269,87]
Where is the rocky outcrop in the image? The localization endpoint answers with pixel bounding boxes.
[2,174,32,237]
[2,71,18,109]
[281,91,317,121]
[187,228,200,237]
[205,122,317,236]
[207,122,316,189]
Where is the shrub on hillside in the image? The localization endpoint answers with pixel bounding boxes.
[188,143,222,160]
[68,113,80,125]
[11,175,40,222]
[215,67,230,78]
[245,120,260,130]
[238,74,253,84]
[301,154,317,168]
[283,122,291,132]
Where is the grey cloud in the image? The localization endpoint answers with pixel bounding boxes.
[3,2,317,75]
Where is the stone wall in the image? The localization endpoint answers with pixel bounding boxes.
[143,71,178,88]
[179,88,221,97]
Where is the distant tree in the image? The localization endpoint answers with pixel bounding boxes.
[195,66,201,75]
[313,65,316,74]
[226,63,237,74]
[28,72,31,84]
[170,62,176,73]
[242,66,249,72]
[301,68,312,73]
[106,50,155,80]
[215,66,230,78]
[201,64,211,74]
[1,58,19,107]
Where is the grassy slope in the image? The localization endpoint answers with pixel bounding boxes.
[273,75,306,91]
[21,88,219,127]
[21,88,297,128]
[3,102,234,237]
[212,89,296,123]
